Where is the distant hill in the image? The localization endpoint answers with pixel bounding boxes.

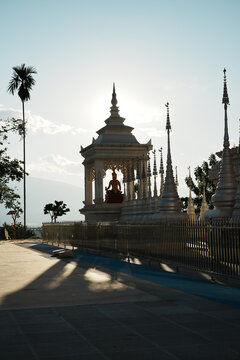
[0,177,84,227]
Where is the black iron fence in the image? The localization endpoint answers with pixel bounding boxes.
[42,218,240,278]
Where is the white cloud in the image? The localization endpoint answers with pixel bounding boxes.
[0,106,88,135]
[28,154,82,176]
[71,127,88,135]
[139,127,166,138]
[28,114,72,134]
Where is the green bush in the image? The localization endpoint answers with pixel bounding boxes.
[0,223,34,240]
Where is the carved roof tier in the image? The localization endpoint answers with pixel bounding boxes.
[81,142,152,163]
[80,84,152,161]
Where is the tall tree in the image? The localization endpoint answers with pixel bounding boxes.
[0,118,24,208]
[7,64,37,229]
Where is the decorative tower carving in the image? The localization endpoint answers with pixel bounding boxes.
[152,150,158,198]
[206,69,237,217]
[159,147,164,197]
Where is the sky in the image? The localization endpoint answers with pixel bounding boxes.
[1,0,240,225]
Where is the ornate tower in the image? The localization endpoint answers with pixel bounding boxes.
[154,103,182,218]
[205,69,237,217]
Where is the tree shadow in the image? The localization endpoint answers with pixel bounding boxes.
[0,249,146,310]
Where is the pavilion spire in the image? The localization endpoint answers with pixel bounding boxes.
[110,83,120,117]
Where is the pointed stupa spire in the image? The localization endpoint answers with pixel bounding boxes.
[222,69,230,148]
[159,147,164,196]
[147,154,152,198]
[110,83,120,117]
[166,102,171,131]
[152,150,157,176]
[155,103,182,217]
[147,154,151,178]
[205,69,237,217]
[165,103,172,162]
[159,147,164,175]
[152,150,158,198]
[222,69,229,105]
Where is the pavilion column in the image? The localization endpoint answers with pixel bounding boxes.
[84,163,92,205]
[94,159,103,204]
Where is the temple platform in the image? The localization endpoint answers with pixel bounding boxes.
[80,203,122,223]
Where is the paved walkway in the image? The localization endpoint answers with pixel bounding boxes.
[0,241,240,359]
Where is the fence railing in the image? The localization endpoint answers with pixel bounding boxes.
[42,218,240,278]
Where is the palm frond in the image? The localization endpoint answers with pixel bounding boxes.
[8,63,37,102]
[7,74,20,95]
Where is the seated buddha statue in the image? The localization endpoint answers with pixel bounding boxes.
[107,171,121,194]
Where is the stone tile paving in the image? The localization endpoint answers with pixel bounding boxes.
[0,241,240,359]
[0,300,239,359]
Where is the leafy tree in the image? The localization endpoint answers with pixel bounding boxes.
[181,154,218,214]
[7,64,37,228]
[0,119,24,211]
[44,201,70,223]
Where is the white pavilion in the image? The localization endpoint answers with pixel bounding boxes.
[80,85,152,223]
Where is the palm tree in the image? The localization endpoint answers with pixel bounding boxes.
[7,64,37,229]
